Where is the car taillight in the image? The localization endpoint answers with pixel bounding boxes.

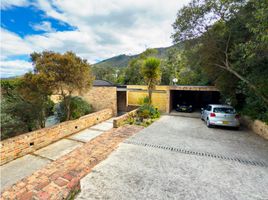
[235,114,240,119]
[210,113,216,117]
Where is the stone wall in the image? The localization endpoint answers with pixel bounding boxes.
[113,109,139,128]
[240,116,268,140]
[51,86,117,116]
[0,109,113,165]
[82,87,117,116]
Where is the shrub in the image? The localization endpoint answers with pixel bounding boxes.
[138,96,150,105]
[137,104,160,120]
[56,96,92,122]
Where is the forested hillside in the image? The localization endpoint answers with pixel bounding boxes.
[93,45,178,68]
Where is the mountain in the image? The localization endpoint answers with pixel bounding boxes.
[93,44,181,68]
[93,54,137,68]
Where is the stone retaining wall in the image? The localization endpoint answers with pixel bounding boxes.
[0,109,113,165]
[113,109,138,128]
[82,87,117,116]
[240,116,268,140]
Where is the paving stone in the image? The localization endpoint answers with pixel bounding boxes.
[54,178,68,187]
[105,117,116,123]
[35,191,51,200]
[69,129,104,143]
[90,122,113,131]
[34,139,83,161]
[1,125,143,200]
[0,154,50,192]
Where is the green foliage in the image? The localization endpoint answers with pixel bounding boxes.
[56,96,92,122]
[124,48,158,85]
[124,96,160,127]
[1,97,28,140]
[1,51,94,139]
[172,0,268,122]
[1,78,55,139]
[124,59,145,85]
[137,104,160,120]
[92,66,125,84]
[142,58,161,83]
[138,96,150,105]
[241,94,268,124]
[31,51,94,120]
[161,48,209,85]
[141,57,161,104]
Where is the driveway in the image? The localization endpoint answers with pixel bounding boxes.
[76,115,268,200]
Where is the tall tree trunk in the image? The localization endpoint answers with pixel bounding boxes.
[64,96,71,120]
[66,100,71,120]
[40,109,46,128]
[148,89,152,105]
[148,80,153,105]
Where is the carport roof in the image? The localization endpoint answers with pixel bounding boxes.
[169,85,219,91]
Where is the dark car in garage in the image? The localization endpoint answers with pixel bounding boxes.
[175,102,194,112]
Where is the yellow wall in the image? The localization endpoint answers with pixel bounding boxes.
[127,85,169,113]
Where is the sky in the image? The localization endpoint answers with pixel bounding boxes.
[0,0,191,78]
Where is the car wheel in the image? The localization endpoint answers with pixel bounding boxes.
[206,119,212,128]
[201,115,204,121]
[234,126,240,131]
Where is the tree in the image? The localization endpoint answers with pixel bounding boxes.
[31,51,94,120]
[1,78,54,139]
[141,57,161,104]
[172,0,268,122]
[172,0,268,105]
[56,96,92,122]
[19,72,54,128]
[124,48,158,85]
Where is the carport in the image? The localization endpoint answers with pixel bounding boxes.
[169,86,220,113]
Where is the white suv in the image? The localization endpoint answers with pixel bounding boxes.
[201,104,240,129]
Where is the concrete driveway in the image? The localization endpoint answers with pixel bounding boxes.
[76,115,268,200]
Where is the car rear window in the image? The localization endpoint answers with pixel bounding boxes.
[213,107,235,114]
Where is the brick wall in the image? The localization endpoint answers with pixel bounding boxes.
[113,109,139,128]
[82,87,117,116]
[0,109,113,165]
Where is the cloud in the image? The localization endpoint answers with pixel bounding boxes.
[0,28,32,59]
[30,21,56,32]
[0,60,32,78]
[1,0,191,77]
[1,0,30,9]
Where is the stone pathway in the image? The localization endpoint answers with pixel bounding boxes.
[0,118,114,192]
[1,124,142,200]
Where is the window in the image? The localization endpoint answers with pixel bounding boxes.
[207,106,212,111]
[213,107,235,114]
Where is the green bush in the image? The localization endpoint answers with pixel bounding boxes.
[56,96,92,122]
[138,96,150,105]
[240,95,268,124]
[137,104,160,120]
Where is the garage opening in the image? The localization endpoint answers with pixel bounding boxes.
[170,90,220,116]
